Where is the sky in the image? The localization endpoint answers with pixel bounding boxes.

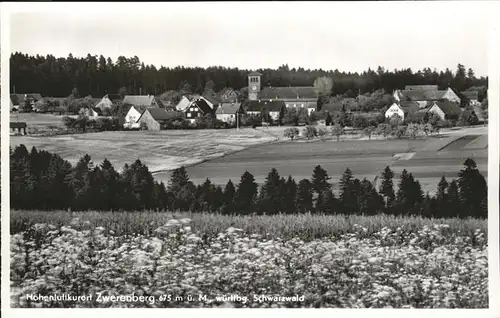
[6,1,498,76]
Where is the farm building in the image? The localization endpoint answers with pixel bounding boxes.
[473,106,486,123]
[219,88,240,103]
[176,96,192,112]
[426,101,462,121]
[137,107,178,130]
[10,93,43,110]
[460,90,480,106]
[404,85,439,91]
[185,98,214,123]
[202,93,221,109]
[246,72,319,113]
[79,107,100,119]
[215,102,244,124]
[95,94,114,110]
[243,100,286,122]
[385,103,405,120]
[124,105,146,128]
[393,87,461,105]
[122,95,158,107]
[10,122,27,135]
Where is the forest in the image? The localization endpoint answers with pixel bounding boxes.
[10,52,488,99]
[10,144,487,219]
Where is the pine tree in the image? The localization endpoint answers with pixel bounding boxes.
[435,176,449,218]
[447,180,461,218]
[221,179,236,214]
[395,170,423,216]
[296,179,313,213]
[311,165,332,195]
[358,178,383,215]
[315,189,336,214]
[339,168,359,213]
[379,166,395,208]
[167,166,195,211]
[457,158,487,218]
[234,171,258,214]
[258,168,284,214]
[283,176,298,213]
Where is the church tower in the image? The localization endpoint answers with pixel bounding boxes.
[248,71,262,101]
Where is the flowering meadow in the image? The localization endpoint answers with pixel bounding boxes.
[10,211,487,308]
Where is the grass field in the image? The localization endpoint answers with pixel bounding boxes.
[10,121,488,195]
[10,210,487,240]
[10,128,278,172]
[10,210,487,308]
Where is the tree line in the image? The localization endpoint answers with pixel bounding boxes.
[10,145,487,219]
[10,52,487,99]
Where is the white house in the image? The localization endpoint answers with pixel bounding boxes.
[79,107,99,119]
[215,102,243,124]
[123,106,144,128]
[175,96,192,112]
[95,94,114,111]
[385,103,404,120]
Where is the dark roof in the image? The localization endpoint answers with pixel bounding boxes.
[191,99,213,114]
[123,95,156,106]
[400,101,420,114]
[243,100,285,112]
[106,94,122,101]
[404,85,438,91]
[10,94,43,105]
[248,71,262,76]
[322,101,349,113]
[473,106,485,122]
[434,101,461,117]
[145,108,179,121]
[216,102,242,115]
[401,90,446,101]
[260,86,318,100]
[202,94,220,106]
[461,91,479,100]
[11,122,27,128]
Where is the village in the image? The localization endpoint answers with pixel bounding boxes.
[8,71,486,136]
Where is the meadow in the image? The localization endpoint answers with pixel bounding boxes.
[10,210,488,308]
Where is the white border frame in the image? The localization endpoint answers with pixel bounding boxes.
[1,2,499,318]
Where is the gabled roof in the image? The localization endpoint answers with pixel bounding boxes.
[260,86,318,100]
[10,93,43,105]
[400,90,446,101]
[190,99,213,114]
[461,91,479,100]
[404,85,439,91]
[216,102,242,115]
[433,101,461,117]
[473,106,485,122]
[123,95,156,106]
[243,100,285,112]
[400,101,420,114]
[202,93,220,106]
[145,107,178,121]
[248,71,262,76]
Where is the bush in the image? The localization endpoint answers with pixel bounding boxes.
[303,126,318,140]
[352,115,369,129]
[317,127,328,140]
[283,127,300,140]
[395,125,407,139]
[375,123,392,137]
[331,124,344,142]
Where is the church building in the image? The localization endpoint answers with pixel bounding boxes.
[246,72,318,115]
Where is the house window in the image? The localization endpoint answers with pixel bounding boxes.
[231,115,234,118]
[187,113,191,118]
[293,104,296,107]
[301,104,304,108]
